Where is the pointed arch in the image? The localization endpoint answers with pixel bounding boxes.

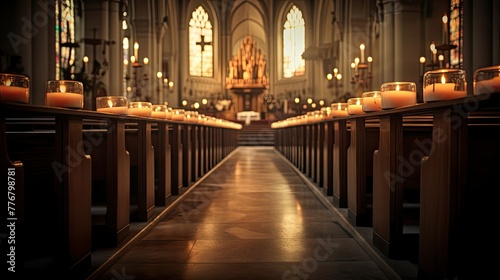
[283,5,305,78]
[189,5,214,77]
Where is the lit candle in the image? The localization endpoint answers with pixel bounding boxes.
[46,92,83,109]
[347,98,364,115]
[97,106,128,114]
[360,44,365,63]
[424,75,466,102]
[475,77,500,95]
[128,102,152,117]
[430,42,436,64]
[330,103,348,117]
[380,82,417,109]
[419,57,426,77]
[362,91,382,112]
[134,41,139,60]
[151,111,166,118]
[0,85,29,103]
[442,13,448,45]
[171,109,185,121]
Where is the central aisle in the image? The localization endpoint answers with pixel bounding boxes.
[95,147,391,280]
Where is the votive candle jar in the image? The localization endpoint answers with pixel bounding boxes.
[474,65,500,95]
[45,80,84,109]
[380,82,416,109]
[423,69,466,102]
[96,96,128,114]
[361,91,382,112]
[0,73,29,103]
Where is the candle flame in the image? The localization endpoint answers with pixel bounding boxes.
[107,100,114,108]
[356,99,361,106]
[337,103,341,110]
[6,79,11,86]
[60,84,66,93]
[441,75,446,84]
[442,13,448,24]
[396,84,400,91]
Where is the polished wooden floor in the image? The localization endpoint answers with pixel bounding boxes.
[86,147,417,280]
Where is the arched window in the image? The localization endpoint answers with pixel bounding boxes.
[189,6,213,77]
[283,5,305,78]
[55,0,77,80]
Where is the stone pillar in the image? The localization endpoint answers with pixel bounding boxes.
[108,0,122,97]
[379,0,421,83]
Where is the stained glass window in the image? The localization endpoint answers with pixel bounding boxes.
[189,6,213,77]
[283,5,305,78]
[450,0,463,68]
[55,0,77,80]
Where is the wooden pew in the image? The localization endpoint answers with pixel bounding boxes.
[333,119,350,208]
[1,103,92,277]
[418,94,500,279]
[82,117,130,247]
[151,120,172,206]
[372,114,432,261]
[347,117,379,226]
[125,119,155,222]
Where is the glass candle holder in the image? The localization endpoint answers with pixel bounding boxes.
[330,102,348,117]
[96,96,128,114]
[151,104,168,119]
[0,73,30,103]
[45,80,84,109]
[128,101,152,117]
[184,110,199,122]
[380,82,416,109]
[423,69,467,102]
[347,98,364,115]
[171,108,185,121]
[165,107,173,120]
[321,106,331,119]
[361,91,382,112]
[474,65,500,95]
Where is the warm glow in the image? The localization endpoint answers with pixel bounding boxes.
[396,84,400,91]
[202,98,208,105]
[319,100,325,106]
[194,102,200,109]
[360,44,365,51]
[356,99,361,105]
[83,56,89,63]
[168,81,174,88]
[294,97,300,104]
[337,74,342,80]
[107,100,113,108]
[311,103,317,108]
[333,68,338,75]
[307,98,313,104]
[130,56,136,64]
[123,59,129,66]
[163,78,168,84]
[441,75,446,84]
[326,73,333,80]
[430,42,436,51]
[134,42,139,50]
[442,13,448,24]
[351,62,356,69]
[354,57,360,64]
[60,84,66,93]
[420,56,426,64]
[127,86,132,92]
[438,55,444,61]
[182,100,188,106]
[143,57,149,65]
[156,71,163,79]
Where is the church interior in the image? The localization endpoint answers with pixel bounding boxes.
[1,0,500,279]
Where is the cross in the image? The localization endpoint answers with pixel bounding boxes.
[196,35,212,52]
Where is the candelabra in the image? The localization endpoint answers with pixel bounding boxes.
[350,44,373,96]
[125,41,150,101]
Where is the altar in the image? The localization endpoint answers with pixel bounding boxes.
[236,110,260,125]
[226,35,269,119]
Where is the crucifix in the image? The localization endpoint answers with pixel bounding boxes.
[196,35,212,74]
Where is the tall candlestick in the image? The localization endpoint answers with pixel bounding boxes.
[134,41,139,60]
[442,13,448,45]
